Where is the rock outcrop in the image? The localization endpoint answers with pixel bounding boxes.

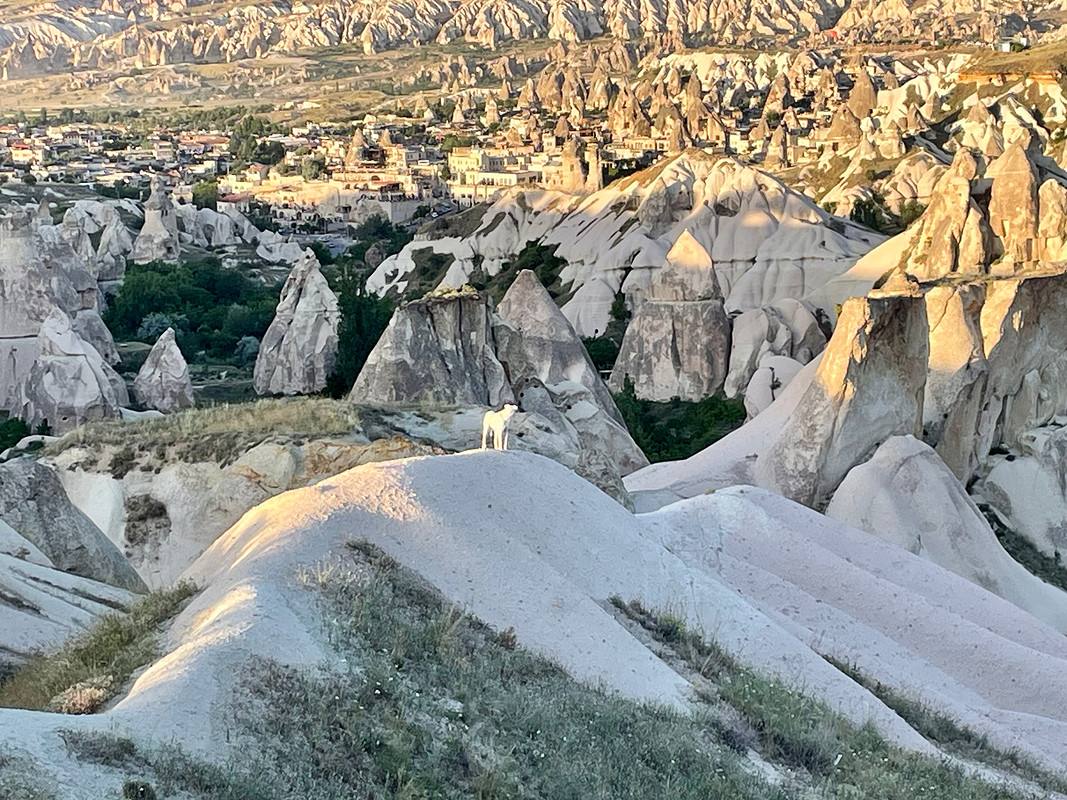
[18,310,129,434]
[254,250,341,396]
[134,328,195,413]
[351,278,647,501]
[828,435,1067,634]
[351,286,511,407]
[609,231,731,401]
[0,458,145,592]
[755,293,929,507]
[130,178,180,264]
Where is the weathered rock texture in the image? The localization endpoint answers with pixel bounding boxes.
[134,328,195,413]
[755,293,929,507]
[609,232,731,401]
[351,286,511,407]
[0,458,145,592]
[130,178,180,264]
[18,310,129,434]
[351,278,647,502]
[254,250,341,396]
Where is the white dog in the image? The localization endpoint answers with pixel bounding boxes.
[481,404,519,451]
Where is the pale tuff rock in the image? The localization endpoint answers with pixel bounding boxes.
[0,530,133,673]
[372,151,879,338]
[254,250,341,396]
[828,435,1067,634]
[18,310,129,434]
[174,203,257,249]
[755,294,929,508]
[495,269,625,426]
[0,458,146,592]
[609,239,731,402]
[902,148,991,280]
[976,424,1067,561]
[351,278,646,497]
[743,355,804,419]
[134,328,195,414]
[350,287,512,407]
[52,436,441,588]
[72,308,121,365]
[724,299,826,398]
[130,177,180,264]
[987,143,1039,267]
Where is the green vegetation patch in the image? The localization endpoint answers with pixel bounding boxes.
[614,378,746,462]
[979,503,1067,593]
[0,583,197,712]
[611,597,1041,800]
[103,256,280,363]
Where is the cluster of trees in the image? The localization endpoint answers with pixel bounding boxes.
[229,116,285,168]
[103,257,280,363]
[614,378,746,463]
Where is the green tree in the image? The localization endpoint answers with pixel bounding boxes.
[191,180,218,211]
[301,155,326,181]
[327,272,394,397]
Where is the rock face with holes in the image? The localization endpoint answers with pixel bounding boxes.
[0,458,145,592]
[17,310,129,434]
[134,328,195,414]
[254,250,341,396]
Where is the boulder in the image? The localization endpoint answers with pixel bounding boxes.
[827,435,1067,633]
[755,293,928,507]
[350,286,512,407]
[18,310,129,434]
[134,328,195,413]
[0,458,145,592]
[254,250,341,396]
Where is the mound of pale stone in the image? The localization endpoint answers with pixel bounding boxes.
[133,328,194,414]
[8,450,1067,795]
[0,521,133,674]
[254,250,340,396]
[18,311,129,435]
[370,151,880,337]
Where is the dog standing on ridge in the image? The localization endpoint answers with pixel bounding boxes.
[481,404,519,450]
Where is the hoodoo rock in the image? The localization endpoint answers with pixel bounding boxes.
[17,310,129,434]
[134,328,195,413]
[350,286,512,407]
[496,269,624,424]
[755,293,929,507]
[130,177,180,264]
[254,250,341,396]
[609,230,731,402]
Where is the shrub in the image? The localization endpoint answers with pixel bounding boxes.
[233,335,260,366]
[0,417,29,452]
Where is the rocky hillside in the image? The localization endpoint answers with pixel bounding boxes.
[2,0,1065,79]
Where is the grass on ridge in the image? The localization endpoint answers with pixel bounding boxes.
[610,596,1042,800]
[0,583,197,713]
[45,398,361,456]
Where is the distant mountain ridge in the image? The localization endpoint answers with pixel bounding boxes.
[0,0,1053,80]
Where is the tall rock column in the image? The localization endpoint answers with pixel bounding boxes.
[254,250,341,396]
[756,290,929,508]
